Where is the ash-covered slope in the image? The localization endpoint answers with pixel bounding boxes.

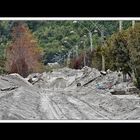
[35,67,140,120]
[0,74,41,120]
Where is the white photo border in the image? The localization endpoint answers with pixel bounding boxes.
[0,17,140,123]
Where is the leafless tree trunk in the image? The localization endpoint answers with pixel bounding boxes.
[101,53,105,71]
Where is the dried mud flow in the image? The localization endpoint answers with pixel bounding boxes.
[1,67,140,120]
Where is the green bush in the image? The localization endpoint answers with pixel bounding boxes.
[0,57,6,74]
[104,23,140,89]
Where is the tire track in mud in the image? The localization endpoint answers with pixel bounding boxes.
[63,94,110,120]
[74,92,125,119]
[49,98,69,120]
[59,95,91,119]
[40,94,60,119]
[41,88,112,120]
[73,88,140,119]
[72,86,132,119]
[50,95,89,120]
[40,89,66,119]
[40,87,140,120]
[41,89,89,120]
[64,87,116,119]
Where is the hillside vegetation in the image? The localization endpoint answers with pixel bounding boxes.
[1,20,140,88]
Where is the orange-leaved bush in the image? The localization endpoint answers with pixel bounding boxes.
[6,22,44,77]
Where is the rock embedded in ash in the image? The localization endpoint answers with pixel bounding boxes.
[100,71,107,76]
[127,87,140,94]
[77,83,81,87]
[110,90,126,95]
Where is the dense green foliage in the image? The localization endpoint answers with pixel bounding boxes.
[0,20,133,62]
[0,21,119,68]
[102,22,140,88]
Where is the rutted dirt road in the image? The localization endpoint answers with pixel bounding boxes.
[40,87,140,120]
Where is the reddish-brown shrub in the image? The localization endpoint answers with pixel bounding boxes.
[6,22,44,77]
[70,53,84,69]
[69,49,95,69]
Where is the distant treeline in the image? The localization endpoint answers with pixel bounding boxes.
[1,20,140,88]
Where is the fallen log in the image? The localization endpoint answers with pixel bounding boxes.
[1,86,18,91]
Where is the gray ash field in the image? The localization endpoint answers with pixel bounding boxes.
[0,66,140,120]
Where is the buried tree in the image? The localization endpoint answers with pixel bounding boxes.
[5,22,44,77]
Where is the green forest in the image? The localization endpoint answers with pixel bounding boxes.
[1,20,140,88]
